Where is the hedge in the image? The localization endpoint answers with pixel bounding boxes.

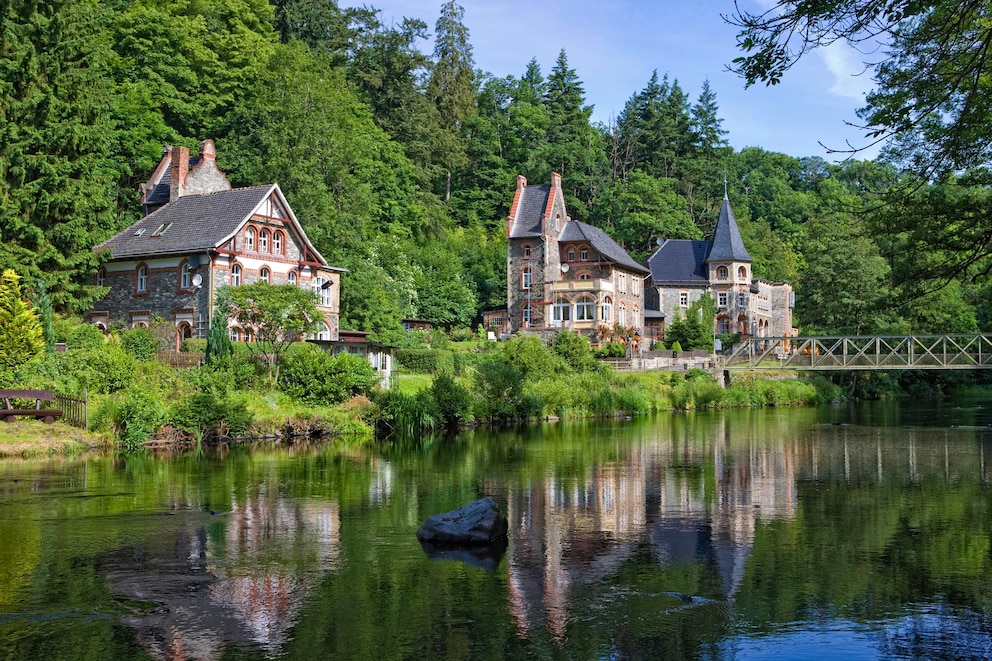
[395,348,454,374]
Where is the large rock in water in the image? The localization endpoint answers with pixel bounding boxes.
[416,497,508,545]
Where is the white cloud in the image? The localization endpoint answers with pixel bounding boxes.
[820,42,876,101]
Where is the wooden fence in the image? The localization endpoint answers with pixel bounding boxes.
[156,351,205,368]
[54,390,87,430]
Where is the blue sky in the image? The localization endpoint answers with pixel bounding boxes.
[355,0,881,161]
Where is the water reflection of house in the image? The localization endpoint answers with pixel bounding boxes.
[505,423,799,639]
[107,492,340,660]
[309,329,394,389]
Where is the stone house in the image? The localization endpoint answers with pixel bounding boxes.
[505,173,649,338]
[89,140,344,347]
[644,193,794,342]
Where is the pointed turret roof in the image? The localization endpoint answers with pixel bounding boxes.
[706,195,750,263]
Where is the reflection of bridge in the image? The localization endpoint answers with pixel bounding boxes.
[722,335,992,371]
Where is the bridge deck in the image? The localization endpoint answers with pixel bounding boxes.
[722,335,992,370]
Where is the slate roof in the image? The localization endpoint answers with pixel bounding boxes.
[507,185,551,238]
[647,240,712,286]
[98,185,275,258]
[559,220,649,274]
[142,155,203,207]
[706,195,751,263]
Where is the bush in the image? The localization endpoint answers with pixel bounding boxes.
[59,345,136,393]
[670,340,684,352]
[595,342,626,358]
[395,348,454,374]
[181,338,207,353]
[282,347,379,405]
[373,389,438,435]
[453,351,482,376]
[168,390,252,439]
[120,326,160,361]
[430,374,472,427]
[472,358,526,422]
[65,322,106,351]
[116,391,166,450]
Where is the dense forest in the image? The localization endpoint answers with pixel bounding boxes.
[1,0,990,344]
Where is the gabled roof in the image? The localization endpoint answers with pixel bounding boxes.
[97,184,328,266]
[559,220,649,274]
[706,195,751,263]
[507,185,551,238]
[647,240,711,286]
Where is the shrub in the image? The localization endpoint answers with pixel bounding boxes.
[395,348,454,374]
[116,391,166,450]
[120,326,160,361]
[181,338,207,353]
[552,331,597,371]
[67,323,106,351]
[282,347,379,405]
[430,374,472,426]
[168,390,252,439]
[373,389,438,435]
[453,351,482,376]
[595,342,626,358]
[59,345,136,393]
[670,341,684,352]
[472,358,526,422]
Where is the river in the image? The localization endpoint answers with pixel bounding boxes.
[1,399,991,660]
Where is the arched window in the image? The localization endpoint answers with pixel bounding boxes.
[313,322,331,341]
[738,265,747,279]
[575,295,595,321]
[229,326,241,342]
[231,264,242,286]
[260,267,270,284]
[244,328,254,343]
[632,305,641,330]
[618,302,627,326]
[601,297,612,323]
[522,244,532,259]
[578,272,591,280]
[522,266,532,289]
[136,265,147,293]
[245,227,255,251]
[273,231,283,254]
[717,266,728,280]
[259,229,269,252]
[553,296,571,325]
[97,268,106,287]
[288,271,297,286]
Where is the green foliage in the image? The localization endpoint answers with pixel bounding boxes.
[215,282,321,379]
[32,279,56,352]
[0,269,45,369]
[59,345,137,394]
[281,347,379,405]
[120,326,160,361]
[595,342,627,358]
[168,391,252,439]
[116,391,166,450]
[471,358,528,422]
[372,389,438,435]
[394,348,454,374]
[670,341,684,352]
[430,373,472,426]
[65,322,106,351]
[552,331,599,372]
[205,309,234,365]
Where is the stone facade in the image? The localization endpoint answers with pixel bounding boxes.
[506,174,648,338]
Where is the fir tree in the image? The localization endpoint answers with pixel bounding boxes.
[0,269,45,369]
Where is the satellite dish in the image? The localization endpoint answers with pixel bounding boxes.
[561,263,570,273]
[191,273,203,288]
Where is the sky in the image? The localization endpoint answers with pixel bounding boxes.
[353,0,882,161]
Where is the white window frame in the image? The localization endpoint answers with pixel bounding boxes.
[232,264,242,287]
[245,227,255,251]
[679,292,688,307]
[288,271,297,286]
[273,231,282,254]
[553,297,571,324]
[575,296,595,321]
[137,266,147,293]
[260,230,269,253]
[718,292,728,307]
[260,267,270,284]
[522,266,532,289]
[601,297,612,323]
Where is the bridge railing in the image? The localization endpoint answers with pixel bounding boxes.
[722,334,992,370]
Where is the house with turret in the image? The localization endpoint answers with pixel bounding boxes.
[504,173,649,337]
[644,193,794,343]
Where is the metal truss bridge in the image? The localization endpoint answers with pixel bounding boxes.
[722,335,992,371]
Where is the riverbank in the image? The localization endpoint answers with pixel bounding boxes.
[0,420,106,458]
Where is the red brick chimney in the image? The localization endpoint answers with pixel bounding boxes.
[169,146,190,202]
[551,171,562,189]
[516,174,527,189]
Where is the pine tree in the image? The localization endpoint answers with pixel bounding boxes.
[205,309,234,366]
[0,270,45,369]
[32,279,56,353]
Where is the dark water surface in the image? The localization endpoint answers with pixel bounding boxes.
[1,400,992,660]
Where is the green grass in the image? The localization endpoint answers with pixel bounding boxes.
[394,373,434,394]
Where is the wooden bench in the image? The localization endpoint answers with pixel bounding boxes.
[1,389,63,424]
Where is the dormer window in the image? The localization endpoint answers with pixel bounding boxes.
[152,223,172,236]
